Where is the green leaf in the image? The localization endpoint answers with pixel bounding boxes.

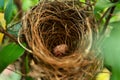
[22,0,39,11]
[102,21,120,80]
[4,0,16,24]
[0,43,25,73]
[94,0,117,16]
[31,0,39,6]
[110,3,120,22]
[22,0,32,11]
[26,76,34,80]
[0,0,4,12]
[8,22,22,37]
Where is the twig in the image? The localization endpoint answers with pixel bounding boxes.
[17,28,32,53]
[97,0,118,48]
[14,0,23,18]
[98,8,111,26]
[101,6,116,35]
[101,0,118,35]
[6,67,26,77]
[0,25,18,43]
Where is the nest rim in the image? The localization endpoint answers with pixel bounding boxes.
[18,0,103,80]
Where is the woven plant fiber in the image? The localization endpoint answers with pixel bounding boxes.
[20,0,103,80]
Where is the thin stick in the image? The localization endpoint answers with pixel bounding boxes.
[0,25,18,43]
[101,0,119,34]
[101,6,116,35]
[17,28,33,53]
[98,8,111,26]
[6,67,26,76]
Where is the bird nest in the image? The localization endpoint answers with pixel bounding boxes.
[19,0,103,80]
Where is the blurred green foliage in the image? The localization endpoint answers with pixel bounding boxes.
[0,70,21,80]
[7,22,22,37]
[102,21,120,80]
[95,0,120,80]
[0,0,38,80]
[22,0,39,11]
[5,0,17,25]
[0,43,25,73]
[0,0,4,12]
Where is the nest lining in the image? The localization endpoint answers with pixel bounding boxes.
[20,0,103,80]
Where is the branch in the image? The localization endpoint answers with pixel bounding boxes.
[0,25,18,43]
[101,0,118,34]
[101,6,116,34]
[97,0,118,48]
[14,0,23,18]
[98,8,111,26]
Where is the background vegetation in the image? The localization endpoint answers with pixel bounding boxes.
[0,0,120,80]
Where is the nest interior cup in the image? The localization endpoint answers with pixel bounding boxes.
[21,0,103,80]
